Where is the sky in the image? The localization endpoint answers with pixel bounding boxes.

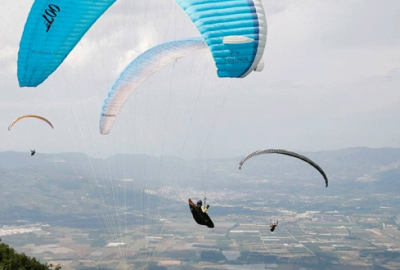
[0,0,400,159]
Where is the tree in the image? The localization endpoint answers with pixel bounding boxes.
[0,238,61,270]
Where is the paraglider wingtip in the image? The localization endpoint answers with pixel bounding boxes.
[238,166,242,170]
[18,81,36,88]
[100,129,110,135]
[254,60,265,72]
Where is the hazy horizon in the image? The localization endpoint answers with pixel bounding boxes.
[2,145,400,160]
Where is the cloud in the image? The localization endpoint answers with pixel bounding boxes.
[116,23,159,74]
[0,45,17,74]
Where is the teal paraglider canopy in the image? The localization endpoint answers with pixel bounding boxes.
[173,0,267,78]
[18,0,117,87]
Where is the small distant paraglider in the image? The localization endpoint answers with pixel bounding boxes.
[8,115,53,158]
[238,148,328,187]
[269,220,278,232]
[188,198,214,228]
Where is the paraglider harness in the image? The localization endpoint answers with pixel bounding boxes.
[270,219,278,232]
[200,197,210,213]
[30,149,36,156]
[188,198,214,228]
